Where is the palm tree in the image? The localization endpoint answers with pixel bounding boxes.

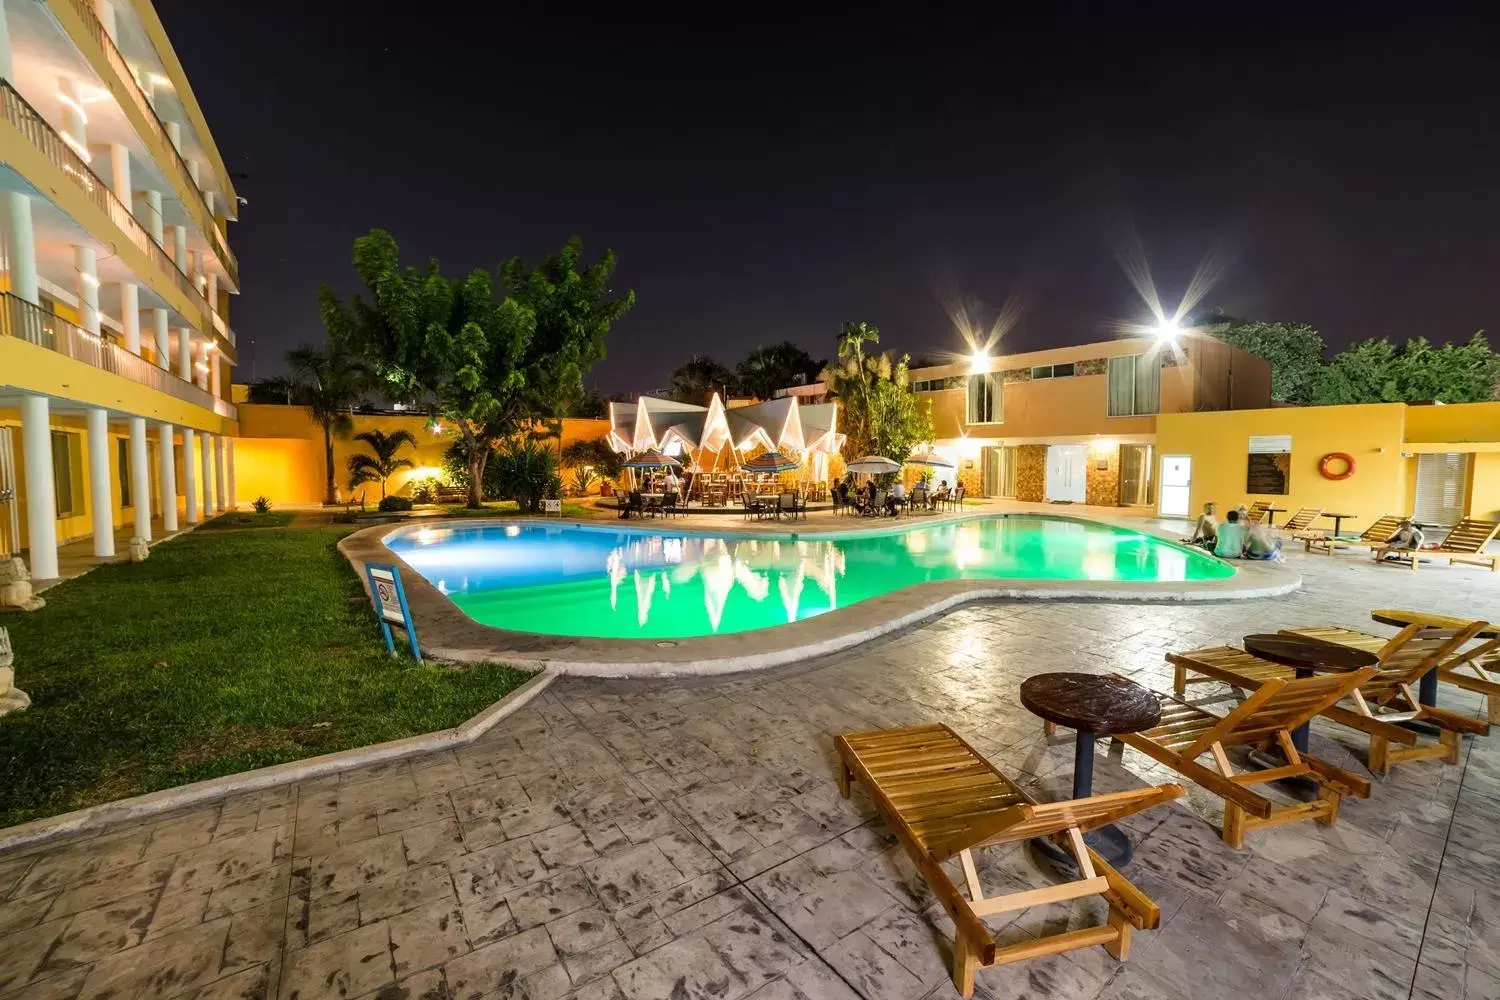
[287,340,370,505]
[346,429,417,499]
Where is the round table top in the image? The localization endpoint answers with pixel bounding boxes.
[1243,633,1379,672]
[1019,672,1161,734]
[1322,512,1356,519]
[1370,609,1499,639]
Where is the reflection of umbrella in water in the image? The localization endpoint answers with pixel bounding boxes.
[905,450,955,468]
[740,451,801,473]
[846,455,902,475]
[623,449,682,469]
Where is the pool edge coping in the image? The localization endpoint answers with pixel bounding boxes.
[338,510,1302,678]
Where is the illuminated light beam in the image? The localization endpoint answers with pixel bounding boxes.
[932,290,1026,369]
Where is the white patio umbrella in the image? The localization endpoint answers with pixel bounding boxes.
[905,450,955,468]
[846,455,902,475]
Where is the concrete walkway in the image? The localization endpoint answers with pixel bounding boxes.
[0,547,1497,1000]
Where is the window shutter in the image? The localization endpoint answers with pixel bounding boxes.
[1413,453,1468,526]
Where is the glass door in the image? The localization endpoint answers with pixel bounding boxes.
[1119,444,1155,506]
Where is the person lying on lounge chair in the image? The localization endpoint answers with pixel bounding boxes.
[1380,519,1425,560]
[1214,508,1246,558]
[1188,502,1218,548]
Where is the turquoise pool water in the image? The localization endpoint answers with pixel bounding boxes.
[387,516,1231,639]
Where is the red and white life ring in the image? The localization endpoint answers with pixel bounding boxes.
[1318,453,1355,480]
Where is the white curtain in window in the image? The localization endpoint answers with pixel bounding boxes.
[1107,357,1135,416]
[1134,356,1161,414]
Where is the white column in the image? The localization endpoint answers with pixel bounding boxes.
[166,120,182,152]
[119,282,140,354]
[73,246,100,335]
[129,416,150,541]
[171,224,187,271]
[189,250,203,292]
[96,0,119,41]
[57,77,87,157]
[2,191,37,303]
[209,350,221,398]
[108,144,131,203]
[143,189,163,244]
[86,408,114,558]
[20,396,58,581]
[199,433,213,519]
[214,436,226,512]
[197,343,210,390]
[152,308,169,370]
[0,1,13,81]
[158,424,178,532]
[225,438,235,510]
[181,427,198,524]
[206,272,218,314]
[177,327,192,381]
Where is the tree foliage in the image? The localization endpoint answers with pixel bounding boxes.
[1311,332,1500,405]
[345,429,416,498]
[244,375,299,405]
[490,437,562,513]
[1207,320,1325,404]
[285,339,371,505]
[667,354,736,405]
[819,321,934,467]
[320,230,630,507]
[734,341,826,400]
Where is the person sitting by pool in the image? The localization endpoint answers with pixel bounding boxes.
[887,480,906,515]
[664,469,682,495]
[1214,508,1247,558]
[1380,518,1425,560]
[930,480,950,509]
[1188,502,1218,548]
[1243,517,1282,560]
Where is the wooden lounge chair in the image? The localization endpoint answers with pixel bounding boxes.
[1243,501,1271,525]
[1117,670,1377,847]
[836,723,1182,997]
[1279,623,1491,769]
[1279,506,1322,532]
[1301,513,1403,555]
[1374,518,1500,571]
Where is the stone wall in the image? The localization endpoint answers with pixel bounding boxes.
[1085,445,1122,506]
[1015,445,1046,502]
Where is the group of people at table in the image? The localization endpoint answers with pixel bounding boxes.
[834,478,954,515]
[1188,501,1425,562]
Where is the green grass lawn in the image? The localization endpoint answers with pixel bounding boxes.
[195,510,297,530]
[0,526,531,828]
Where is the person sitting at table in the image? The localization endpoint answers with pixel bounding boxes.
[1188,502,1218,548]
[930,480,951,509]
[887,480,906,515]
[1243,517,1281,560]
[1213,508,1246,558]
[1380,518,1425,560]
[664,469,682,496]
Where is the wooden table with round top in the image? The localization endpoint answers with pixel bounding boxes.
[1243,633,1378,752]
[1369,610,1498,706]
[1019,672,1162,867]
[1321,512,1357,538]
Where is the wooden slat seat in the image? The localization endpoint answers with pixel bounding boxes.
[836,723,1183,996]
[1302,514,1403,556]
[1280,506,1323,532]
[1120,668,1377,847]
[1169,645,1291,695]
[1278,623,1493,770]
[1374,518,1500,571]
[1245,501,1271,525]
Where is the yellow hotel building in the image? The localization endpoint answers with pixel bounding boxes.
[0,0,238,580]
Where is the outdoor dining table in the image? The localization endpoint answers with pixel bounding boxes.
[1321,511,1357,538]
[1242,633,1378,752]
[1370,609,1500,706]
[1019,672,1162,867]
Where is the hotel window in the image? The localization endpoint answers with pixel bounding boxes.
[966,372,1001,424]
[1106,355,1161,416]
[118,438,131,508]
[1030,363,1076,380]
[52,431,79,517]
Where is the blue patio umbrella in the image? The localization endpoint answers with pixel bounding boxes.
[740,451,801,473]
[622,449,682,469]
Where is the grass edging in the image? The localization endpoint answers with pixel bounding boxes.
[0,667,558,854]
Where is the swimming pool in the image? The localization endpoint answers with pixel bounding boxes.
[385,515,1232,640]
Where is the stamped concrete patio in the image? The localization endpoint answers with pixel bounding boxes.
[1,548,1497,1000]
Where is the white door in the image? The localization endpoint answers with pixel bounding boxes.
[1045,444,1087,503]
[0,427,17,556]
[1414,453,1469,526]
[1159,454,1192,517]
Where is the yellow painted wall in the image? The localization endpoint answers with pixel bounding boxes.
[1401,402,1500,444]
[1469,454,1500,521]
[1155,403,1412,530]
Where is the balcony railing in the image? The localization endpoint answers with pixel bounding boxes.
[63,0,239,290]
[1,79,233,347]
[1,291,234,419]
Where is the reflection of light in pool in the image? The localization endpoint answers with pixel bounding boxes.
[387,516,1232,639]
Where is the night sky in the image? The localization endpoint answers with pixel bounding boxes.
[157,6,1498,392]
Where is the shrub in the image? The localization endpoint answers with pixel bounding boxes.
[568,465,600,497]
[378,495,414,512]
[252,496,272,514]
[491,437,561,513]
[411,479,437,505]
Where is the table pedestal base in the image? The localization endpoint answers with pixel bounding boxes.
[1030,824,1134,870]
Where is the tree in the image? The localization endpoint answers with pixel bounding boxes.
[820,321,934,467]
[286,339,370,506]
[1311,332,1500,405]
[667,354,736,405]
[345,429,417,499]
[733,341,826,400]
[1205,319,1326,404]
[244,375,299,404]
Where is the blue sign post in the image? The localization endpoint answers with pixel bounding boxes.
[366,563,422,661]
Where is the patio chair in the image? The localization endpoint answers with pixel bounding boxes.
[864,489,887,516]
[836,723,1182,997]
[910,487,928,513]
[1301,513,1403,555]
[1117,669,1377,848]
[948,485,966,512]
[343,489,367,514]
[1373,517,1500,571]
[1278,623,1491,770]
[661,491,681,518]
[777,491,805,521]
[1279,507,1322,532]
[741,492,763,521]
